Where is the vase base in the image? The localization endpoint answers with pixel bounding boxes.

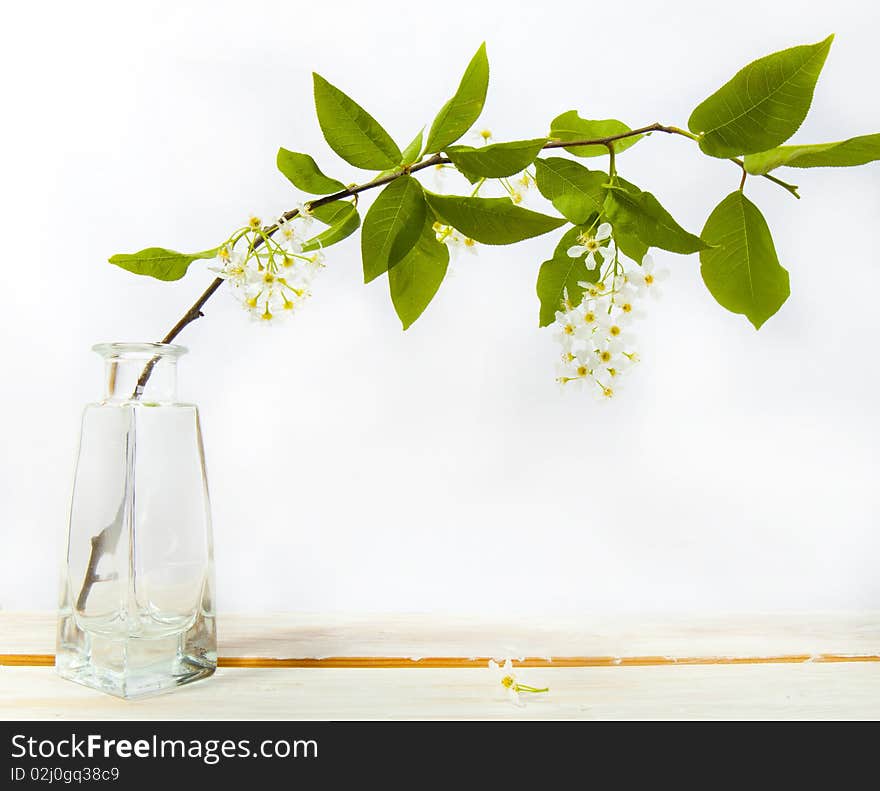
[56,609,217,699]
[56,652,215,700]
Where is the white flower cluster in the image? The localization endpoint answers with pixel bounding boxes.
[553,222,668,399]
[209,211,324,322]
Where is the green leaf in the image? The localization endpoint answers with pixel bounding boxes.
[400,128,425,165]
[688,35,834,158]
[699,191,790,329]
[743,133,880,174]
[309,203,351,224]
[604,182,706,255]
[611,176,650,263]
[423,43,490,154]
[276,149,345,194]
[536,225,602,327]
[548,111,643,158]
[301,201,360,253]
[361,176,427,283]
[313,73,402,170]
[445,138,548,181]
[388,215,450,330]
[533,157,607,224]
[424,193,565,245]
[108,247,218,281]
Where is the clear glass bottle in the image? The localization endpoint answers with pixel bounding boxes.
[56,342,216,698]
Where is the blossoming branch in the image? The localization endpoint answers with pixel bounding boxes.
[109,35,880,399]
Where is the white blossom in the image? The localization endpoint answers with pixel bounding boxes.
[276,219,303,253]
[596,311,635,349]
[611,283,646,320]
[552,307,584,349]
[629,254,669,298]
[567,222,614,270]
[209,248,248,291]
[488,659,548,706]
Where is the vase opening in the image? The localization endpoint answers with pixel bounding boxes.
[92,342,187,405]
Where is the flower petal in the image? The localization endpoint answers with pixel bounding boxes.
[596,222,612,241]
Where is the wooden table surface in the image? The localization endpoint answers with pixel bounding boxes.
[2,612,878,720]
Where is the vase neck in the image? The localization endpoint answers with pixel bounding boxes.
[93,343,187,404]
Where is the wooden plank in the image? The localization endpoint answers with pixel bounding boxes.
[3,612,879,661]
[2,665,878,721]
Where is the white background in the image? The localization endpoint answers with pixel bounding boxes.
[1,0,878,615]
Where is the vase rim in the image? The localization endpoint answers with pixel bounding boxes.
[92,342,188,359]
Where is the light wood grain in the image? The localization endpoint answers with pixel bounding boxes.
[2,664,879,721]
[3,611,879,660]
[3,612,878,720]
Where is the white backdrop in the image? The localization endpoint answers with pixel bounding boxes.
[1,0,878,615]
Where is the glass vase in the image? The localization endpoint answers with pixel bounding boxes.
[56,342,217,699]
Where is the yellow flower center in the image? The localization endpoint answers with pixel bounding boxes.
[563,324,574,335]
[248,216,261,230]
[602,386,614,398]
[645,274,654,285]
[261,307,273,321]
[576,365,588,377]
[584,311,596,323]
[609,325,621,337]
[263,272,275,284]
[599,350,612,363]
[464,237,476,247]
[501,675,515,688]
[245,297,258,309]
[480,129,492,140]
